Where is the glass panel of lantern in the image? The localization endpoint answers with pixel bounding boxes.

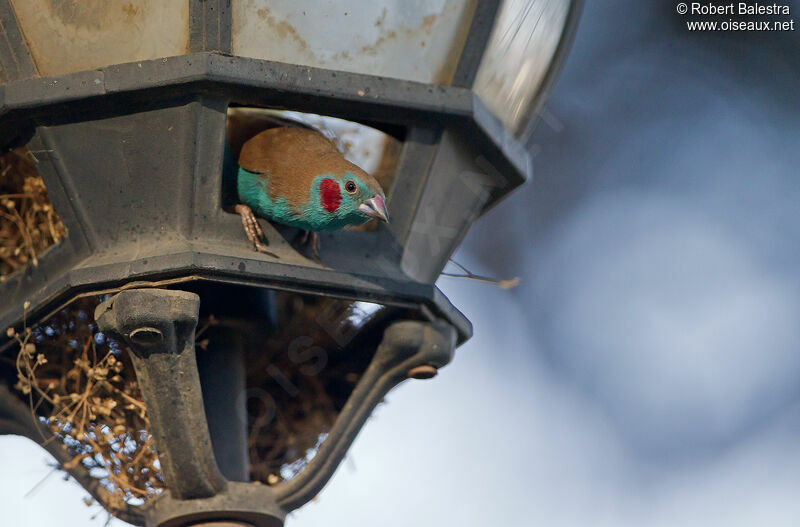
[474,0,572,137]
[8,0,191,77]
[231,0,478,84]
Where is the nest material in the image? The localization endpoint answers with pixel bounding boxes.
[0,147,66,277]
[10,297,163,513]
[245,293,387,482]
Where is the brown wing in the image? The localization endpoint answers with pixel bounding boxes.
[238,127,376,208]
[226,108,316,160]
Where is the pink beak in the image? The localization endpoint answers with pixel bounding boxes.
[358,195,389,223]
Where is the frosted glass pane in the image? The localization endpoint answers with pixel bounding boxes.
[11,0,189,77]
[474,0,571,135]
[232,0,477,85]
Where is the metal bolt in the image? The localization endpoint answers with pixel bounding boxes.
[407,365,438,379]
[189,522,255,527]
[128,326,163,346]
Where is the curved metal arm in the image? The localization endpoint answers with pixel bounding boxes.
[274,320,456,512]
[95,289,228,500]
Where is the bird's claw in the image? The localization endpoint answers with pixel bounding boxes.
[235,204,276,257]
[301,231,322,263]
[310,232,321,263]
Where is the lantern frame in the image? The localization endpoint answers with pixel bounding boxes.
[0,1,584,525]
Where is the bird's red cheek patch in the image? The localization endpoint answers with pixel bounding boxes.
[320,178,341,213]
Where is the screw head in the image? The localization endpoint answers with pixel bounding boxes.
[407,365,438,380]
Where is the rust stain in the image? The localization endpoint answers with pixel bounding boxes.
[122,2,141,18]
[256,7,309,52]
[359,30,397,57]
[45,0,144,31]
[420,14,437,33]
[374,7,387,27]
[359,12,438,58]
[241,2,477,85]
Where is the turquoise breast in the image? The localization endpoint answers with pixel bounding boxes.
[236,168,368,232]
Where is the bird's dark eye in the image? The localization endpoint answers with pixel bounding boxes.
[345,181,357,194]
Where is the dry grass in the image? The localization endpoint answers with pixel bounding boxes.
[245,294,382,483]
[10,297,163,513]
[0,147,66,278]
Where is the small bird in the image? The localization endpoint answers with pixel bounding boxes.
[235,127,389,259]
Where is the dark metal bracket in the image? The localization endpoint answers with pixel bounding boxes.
[273,319,456,511]
[95,289,227,500]
[84,288,456,526]
[189,0,233,54]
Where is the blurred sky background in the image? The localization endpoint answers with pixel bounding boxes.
[2,0,800,525]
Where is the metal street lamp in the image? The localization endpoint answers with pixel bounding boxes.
[0,1,582,526]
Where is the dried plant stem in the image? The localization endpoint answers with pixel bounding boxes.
[442,258,520,289]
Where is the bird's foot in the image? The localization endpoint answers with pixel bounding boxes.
[301,230,322,263]
[235,204,276,256]
[311,232,321,263]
